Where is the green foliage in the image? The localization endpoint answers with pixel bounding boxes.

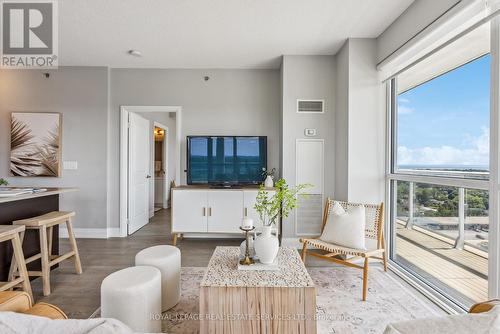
[0,178,8,186]
[396,181,489,218]
[253,179,311,226]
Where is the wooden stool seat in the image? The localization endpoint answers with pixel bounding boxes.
[0,225,32,301]
[12,211,82,296]
[13,211,75,227]
[0,225,25,238]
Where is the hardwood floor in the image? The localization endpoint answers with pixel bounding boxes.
[30,209,240,318]
[29,208,442,319]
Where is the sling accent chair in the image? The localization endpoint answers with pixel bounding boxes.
[300,199,386,301]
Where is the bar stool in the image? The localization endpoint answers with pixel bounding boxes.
[0,225,32,301]
[12,211,82,296]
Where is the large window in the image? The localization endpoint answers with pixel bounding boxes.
[388,23,491,310]
[396,55,490,179]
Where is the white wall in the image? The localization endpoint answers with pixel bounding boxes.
[280,55,336,238]
[347,39,386,204]
[334,41,350,201]
[333,39,386,204]
[0,67,109,229]
[377,0,461,63]
[109,69,281,229]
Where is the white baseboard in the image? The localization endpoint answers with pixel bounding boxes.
[107,228,121,238]
[59,227,121,239]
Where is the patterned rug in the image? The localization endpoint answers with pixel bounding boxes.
[160,266,437,334]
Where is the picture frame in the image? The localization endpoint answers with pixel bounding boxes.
[10,112,62,177]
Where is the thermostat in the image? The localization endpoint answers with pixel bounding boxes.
[304,128,317,137]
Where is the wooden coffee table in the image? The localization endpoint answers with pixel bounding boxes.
[200,246,316,334]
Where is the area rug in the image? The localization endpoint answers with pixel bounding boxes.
[160,266,438,334]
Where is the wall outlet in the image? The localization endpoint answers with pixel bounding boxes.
[304,128,317,137]
[63,161,78,170]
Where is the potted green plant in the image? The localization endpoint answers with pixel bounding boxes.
[253,179,310,264]
[0,178,8,187]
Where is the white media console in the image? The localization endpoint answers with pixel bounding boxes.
[171,186,276,243]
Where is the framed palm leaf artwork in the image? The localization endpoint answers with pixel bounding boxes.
[10,112,62,177]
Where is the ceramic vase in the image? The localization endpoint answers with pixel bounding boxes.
[254,225,279,264]
[264,175,274,188]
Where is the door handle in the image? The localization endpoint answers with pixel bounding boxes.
[202,207,206,216]
[208,207,212,217]
[146,175,152,179]
[244,207,248,217]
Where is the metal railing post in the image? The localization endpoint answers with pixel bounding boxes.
[454,187,465,249]
[407,182,414,229]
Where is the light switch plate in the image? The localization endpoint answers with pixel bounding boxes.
[63,161,78,170]
[304,128,317,137]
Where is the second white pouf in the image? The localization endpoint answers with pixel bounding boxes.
[101,266,161,333]
[135,245,181,311]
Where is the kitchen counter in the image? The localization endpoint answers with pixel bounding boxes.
[0,187,78,203]
[0,187,78,281]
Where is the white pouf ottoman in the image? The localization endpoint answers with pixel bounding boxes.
[135,245,181,311]
[101,266,161,333]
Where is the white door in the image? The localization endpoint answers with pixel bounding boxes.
[244,190,276,233]
[207,191,243,233]
[128,113,151,234]
[172,190,208,232]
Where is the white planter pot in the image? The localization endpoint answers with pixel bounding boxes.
[254,225,279,264]
[264,175,274,188]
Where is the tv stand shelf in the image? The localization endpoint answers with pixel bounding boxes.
[171,186,276,245]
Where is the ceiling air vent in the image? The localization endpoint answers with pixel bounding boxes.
[297,99,324,113]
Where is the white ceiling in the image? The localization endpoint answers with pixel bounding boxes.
[59,0,414,69]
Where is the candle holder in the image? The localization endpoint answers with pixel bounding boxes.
[239,226,256,265]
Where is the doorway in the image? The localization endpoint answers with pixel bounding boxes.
[153,124,168,213]
[120,106,182,236]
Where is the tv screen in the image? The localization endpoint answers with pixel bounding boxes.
[187,136,267,185]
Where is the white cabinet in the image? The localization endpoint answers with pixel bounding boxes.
[172,190,207,232]
[172,188,276,236]
[208,191,243,233]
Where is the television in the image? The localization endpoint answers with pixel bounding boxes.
[187,136,267,185]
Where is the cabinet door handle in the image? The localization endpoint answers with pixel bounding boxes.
[208,207,212,216]
[202,207,206,216]
[244,207,248,217]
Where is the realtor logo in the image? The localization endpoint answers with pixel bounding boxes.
[1,0,58,68]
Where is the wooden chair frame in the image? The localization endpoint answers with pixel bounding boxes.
[300,198,386,301]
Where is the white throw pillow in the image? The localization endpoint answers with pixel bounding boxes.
[320,202,366,250]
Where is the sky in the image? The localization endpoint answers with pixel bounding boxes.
[397,54,490,169]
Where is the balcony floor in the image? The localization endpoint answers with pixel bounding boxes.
[395,222,488,307]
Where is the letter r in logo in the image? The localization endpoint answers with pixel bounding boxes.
[2,2,53,54]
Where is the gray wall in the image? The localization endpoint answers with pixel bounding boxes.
[280,55,336,238]
[0,67,109,229]
[109,69,281,229]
